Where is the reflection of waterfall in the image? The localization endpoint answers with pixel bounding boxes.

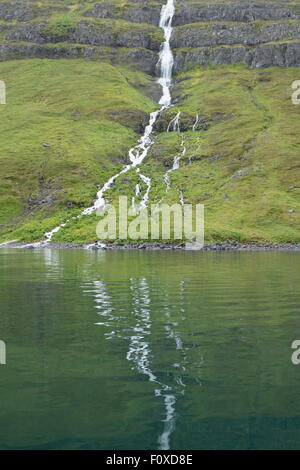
[158,395,176,450]
[128,277,184,450]
[126,278,157,383]
[84,274,189,450]
[42,248,59,268]
[157,279,188,449]
[86,280,116,330]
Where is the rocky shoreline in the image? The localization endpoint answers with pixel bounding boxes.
[2,241,300,251]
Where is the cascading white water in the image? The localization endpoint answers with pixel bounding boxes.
[138,171,152,209]
[42,0,177,244]
[164,155,181,192]
[179,191,184,206]
[157,0,176,107]
[164,137,186,203]
[167,111,181,132]
[192,113,199,132]
[131,183,141,213]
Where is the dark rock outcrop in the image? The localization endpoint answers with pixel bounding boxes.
[122,6,162,26]
[0,42,157,74]
[123,47,157,74]
[83,2,161,26]
[171,21,300,48]
[0,2,35,22]
[107,109,150,133]
[6,20,162,51]
[173,2,299,26]
[83,2,116,19]
[173,41,300,71]
[84,3,161,26]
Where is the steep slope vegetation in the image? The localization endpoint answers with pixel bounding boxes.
[0,58,158,241]
[0,0,299,243]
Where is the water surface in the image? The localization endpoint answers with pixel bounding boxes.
[0,249,300,450]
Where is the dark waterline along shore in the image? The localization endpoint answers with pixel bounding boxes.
[2,241,300,251]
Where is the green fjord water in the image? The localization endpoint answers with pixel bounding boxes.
[0,249,300,450]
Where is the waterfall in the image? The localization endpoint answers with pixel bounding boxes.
[164,137,186,204]
[138,171,152,209]
[192,113,199,131]
[179,191,184,206]
[167,111,181,132]
[131,183,141,213]
[157,0,176,107]
[40,0,177,244]
[164,155,181,192]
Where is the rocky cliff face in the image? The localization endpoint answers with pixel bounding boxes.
[173,2,300,25]
[171,1,300,70]
[0,0,300,73]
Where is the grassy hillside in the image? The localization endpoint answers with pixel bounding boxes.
[0,59,158,241]
[0,59,299,244]
[148,65,300,243]
[0,0,299,244]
